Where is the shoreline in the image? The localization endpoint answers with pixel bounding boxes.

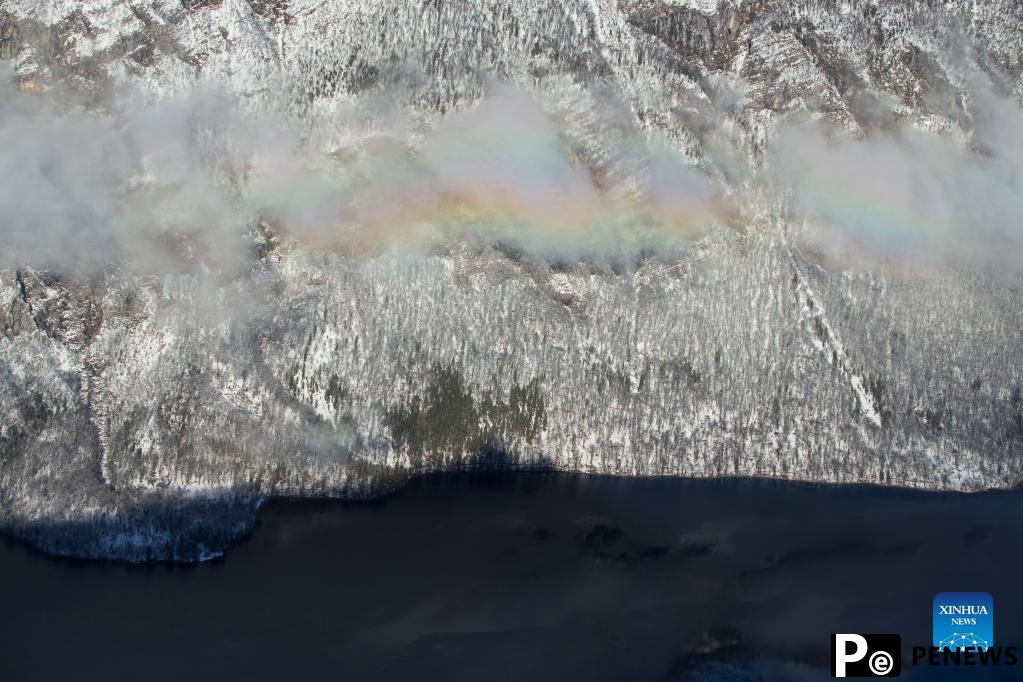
[4,467,1020,567]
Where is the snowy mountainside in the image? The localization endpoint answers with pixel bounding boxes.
[1,0,1022,560]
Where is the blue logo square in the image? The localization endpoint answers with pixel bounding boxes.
[933,592,993,650]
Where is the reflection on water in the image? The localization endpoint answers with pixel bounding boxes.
[1,473,1020,681]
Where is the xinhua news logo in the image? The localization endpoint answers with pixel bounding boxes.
[832,634,901,677]
[933,592,993,650]
[911,591,1017,668]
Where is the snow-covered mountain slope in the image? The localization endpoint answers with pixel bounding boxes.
[1,0,1022,560]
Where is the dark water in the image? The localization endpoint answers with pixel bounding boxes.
[1,473,1021,681]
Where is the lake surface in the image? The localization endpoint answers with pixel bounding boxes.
[1,473,1021,681]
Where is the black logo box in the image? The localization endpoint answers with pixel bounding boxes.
[832,634,902,677]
